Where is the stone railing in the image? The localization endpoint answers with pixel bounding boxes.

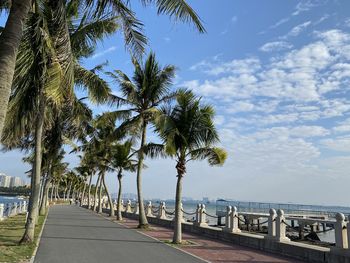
[117,201,350,263]
[0,201,28,221]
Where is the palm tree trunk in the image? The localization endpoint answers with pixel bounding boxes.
[173,172,184,244]
[102,173,114,217]
[39,177,51,215]
[50,185,54,203]
[0,0,32,138]
[136,120,148,228]
[20,96,46,244]
[87,174,93,209]
[80,177,87,207]
[93,174,101,211]
[67,181,72,200]
[98,177,103,214]
[116,171,123,221]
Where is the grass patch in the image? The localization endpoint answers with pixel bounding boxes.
[163,239,199,246]
[0,213,46,263]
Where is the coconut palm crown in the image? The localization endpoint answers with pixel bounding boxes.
[107,52,177,228]
[150,89,227,244]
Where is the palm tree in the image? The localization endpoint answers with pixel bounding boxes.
[0,0,32,138]
[110,140,138,220]
[108,52,177,228]
[150,90,227,244]
[0,0,205,140]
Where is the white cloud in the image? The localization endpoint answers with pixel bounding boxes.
[333,118,350,133]
[92,46,117,59]
[281,21,312,39]
[322,136,350,152]
[187,30,350,103]
[260,41,293,52]
[231,16,238,23]
[190,57,260,76]
[214,115,225,126]
[292,1,320,16]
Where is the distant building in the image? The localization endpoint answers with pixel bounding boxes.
[0,174,11,187]
[0,173,25,188]
[10,176,25,187]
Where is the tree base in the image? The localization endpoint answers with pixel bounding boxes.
[137,223,149,229]
[19,234,33,245]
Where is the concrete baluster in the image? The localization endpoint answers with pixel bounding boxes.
[334,213,348,249]
[158,202,167,219]
[267,208,277,239]
[347,215,350,250]
[23,201,27,213]
[126,200,132,213]
[0,204,4,221]
[224,206,232,232]
[120,200,125,212]
[196,204,208,227]
[275,209,290,242]
[230,206,241,233]
[195,204,201,224]
[13,202,17,216]
[146,201,154,217]
[134,202,139,215]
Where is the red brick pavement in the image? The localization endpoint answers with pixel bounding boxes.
[116,217,303,263]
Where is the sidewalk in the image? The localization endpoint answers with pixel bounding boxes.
[34,205,204,263]
[118,217,303,263]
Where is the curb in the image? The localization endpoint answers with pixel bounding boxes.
[29,208,49,263]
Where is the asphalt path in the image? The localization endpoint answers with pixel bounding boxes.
[34,205,204,263]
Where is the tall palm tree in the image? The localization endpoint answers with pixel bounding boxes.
[150,90,227,244]
[0,0,205,140]
[108,53,177,228]
[0,0,32,138]
[110,140,138,220]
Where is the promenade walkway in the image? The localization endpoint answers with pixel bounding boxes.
[35,205,302,263]
[34,205,204,263]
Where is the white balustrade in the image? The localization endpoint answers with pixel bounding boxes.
[275,209,290,242]
[126,200,132,213]
[0,204,4,221]
[134,202,139,215]
[334,213,348,249]
[268,208,277,239]
[146,201,154,217]
[158,202,167,219]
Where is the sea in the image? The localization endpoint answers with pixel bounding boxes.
[0,195,23,205]
[146,200,339,244]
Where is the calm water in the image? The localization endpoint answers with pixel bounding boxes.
[0,195,22,205]
[151,201,335,243]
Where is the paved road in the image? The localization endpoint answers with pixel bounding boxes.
[34,205,204,263]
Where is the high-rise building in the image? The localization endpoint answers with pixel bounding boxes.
[10,176,25,187]
[0,174,11,187]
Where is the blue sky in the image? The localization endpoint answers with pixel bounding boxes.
[1,1,350,206]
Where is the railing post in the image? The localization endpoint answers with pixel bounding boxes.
[275,209,290,242]
[0,204,4,221]
[134,202,139,215]
[230,206,241,233]
[267,208,277,239]
[195,204,207,227]
[146,201,153,217]
[23,201,27,213]
[13,202,17,216]
[158,202,167,219]
[195,204,201,224]
[120,200,125,212]
[126,200,132,213]
[224,206,232,232]
[334,213,348,249]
